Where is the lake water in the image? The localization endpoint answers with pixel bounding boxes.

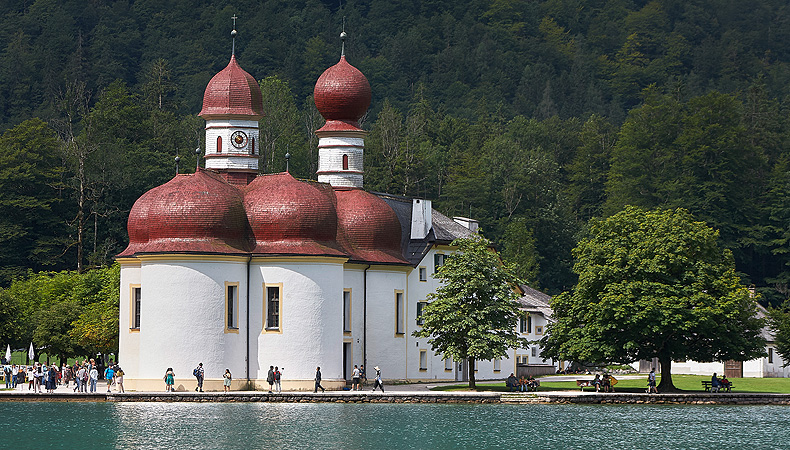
[3,401,788,449]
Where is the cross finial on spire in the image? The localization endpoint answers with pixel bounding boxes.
[340,17,347,57]
[231,15,238,56]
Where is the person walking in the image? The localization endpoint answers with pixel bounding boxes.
[114,365,125,393]
[359,365,366,388]
[33,363,43,393]
[27,365,34,391]
[104,364,115,392]
[223,369,232,393]
[89,364,99,393]
[647,368,658,394]
[352,365,360,391]
[371,366,384,392]
[164,368,175,392]
[314,366,325,393]
[4,364,11,389]
[274,366,282,393]
[193,362,204,392]
[11,365,18,389]
[267,365,275,393]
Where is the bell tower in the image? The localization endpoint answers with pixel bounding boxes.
[198,18,263,185]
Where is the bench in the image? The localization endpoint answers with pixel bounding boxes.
[577,380,597,391]
[701,380,734,392]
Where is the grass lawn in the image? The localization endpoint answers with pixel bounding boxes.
[430,375,790,394]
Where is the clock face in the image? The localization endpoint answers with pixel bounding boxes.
[231,130,248,149]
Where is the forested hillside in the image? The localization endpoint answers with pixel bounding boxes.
[0,0,789,301]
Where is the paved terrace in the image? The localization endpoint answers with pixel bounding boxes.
[2,382,790,404]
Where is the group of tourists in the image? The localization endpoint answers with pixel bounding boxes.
[163,363,233,392]
[2,359,124,394]
[266,365,282,393]
[506,373,539,392]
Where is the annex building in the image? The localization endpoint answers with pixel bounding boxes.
[116,32,555,391]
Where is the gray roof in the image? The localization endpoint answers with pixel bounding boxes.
[755,303,774,342]
[376,193,473,266]
[518,285,553,321]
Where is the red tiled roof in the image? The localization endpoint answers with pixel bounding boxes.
[244,173,345,257]
[199,55,263,118]
[314,56,371,127]
[335,189,408,264]
[118,170,251,257]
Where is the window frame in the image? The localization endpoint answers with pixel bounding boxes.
[395,290,405,336]
[493,358,501,372]
[129,284,141,331]
[343,289,352,334]
[419,350,428,371]
[444,357,453,372]
[434,253,446,273]
[263,283,283,334]
[225,282,239,333]
[418,266,427,282]
[534,325,543,335]
[416,301,428,326]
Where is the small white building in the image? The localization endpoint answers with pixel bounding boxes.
[669,304,789,378]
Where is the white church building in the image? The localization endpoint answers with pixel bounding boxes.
[116,32,555,391]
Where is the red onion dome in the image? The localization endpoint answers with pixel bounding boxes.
[335,189,408,264]
[118,170,251,256]
[314,56,371,129]
[243,173,345,256]
[199,55,263,118]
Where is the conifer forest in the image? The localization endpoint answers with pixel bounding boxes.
[1,0,790,305]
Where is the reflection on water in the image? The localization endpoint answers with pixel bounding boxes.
[3,401,789,449]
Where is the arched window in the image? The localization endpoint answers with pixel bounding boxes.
[251,137,255,155]
[217,136,222,153]
[342,154,349,170]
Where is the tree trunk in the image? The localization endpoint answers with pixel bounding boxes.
[657,354,676,392]
[468,356,476,390]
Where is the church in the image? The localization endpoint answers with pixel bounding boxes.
[116,30,554,391]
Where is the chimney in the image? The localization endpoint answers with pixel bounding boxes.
[453,216,479,233]
[410,199,432,239]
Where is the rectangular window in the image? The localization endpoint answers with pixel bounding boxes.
[130,286,141,330]
[416,301,427,326]
[769,347,774,364]
[225,283,239,331]
[531,346,538,357]
[445,358,453,371]
[265,284,282,332]
[535,325,543,335]
[519,316,527,333]
[434,253,447,272]
[395,291,405,335]
[494,358,501,372]
[419,350,427,370]
[343,290,352,333]
[419,267,427,282]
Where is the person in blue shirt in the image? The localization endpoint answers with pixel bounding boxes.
[104,365,115,392]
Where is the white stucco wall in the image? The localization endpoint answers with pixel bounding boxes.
[118,262,141,377]
[250,258,346,383]
[135,257,248,387]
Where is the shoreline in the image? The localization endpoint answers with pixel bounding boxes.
[2,390,790,405]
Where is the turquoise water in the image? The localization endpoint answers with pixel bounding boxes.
[3,402,788,449]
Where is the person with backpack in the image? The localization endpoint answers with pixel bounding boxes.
[193,362,204,392]
[266,365,274,393]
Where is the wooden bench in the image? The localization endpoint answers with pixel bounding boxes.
[701,380,734,392]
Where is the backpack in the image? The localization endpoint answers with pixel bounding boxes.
[193,367,200,377]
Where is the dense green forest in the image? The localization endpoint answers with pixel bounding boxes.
[1,0,790,305]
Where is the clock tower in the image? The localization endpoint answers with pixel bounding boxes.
[198,25,263,185]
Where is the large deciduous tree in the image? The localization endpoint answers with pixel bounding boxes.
[541,206,764,391]
[413,235,527,389]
